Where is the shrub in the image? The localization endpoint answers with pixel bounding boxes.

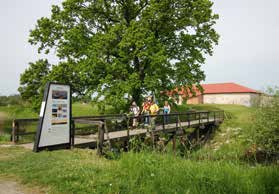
[253,87,279,153]
[0,95,23,106]
[0,134,11,142]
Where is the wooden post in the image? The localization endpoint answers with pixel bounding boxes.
[162,113,165,131]
[187,113,190,127]
[97,123,105,155]
[126,115,130,151]
[207,112,209,123]
[176,115,178,131]
[172,133,176,154]
[126,115,130,137]
[71,120,75,148]
[12,120,17,143]
[104,120,111,150]
[199,112,201,125]
[196,128,200,142]
[151,131,155,149]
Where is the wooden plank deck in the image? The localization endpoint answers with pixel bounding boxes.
[20,118,221,150]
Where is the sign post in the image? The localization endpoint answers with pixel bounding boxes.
[34,82,72,152]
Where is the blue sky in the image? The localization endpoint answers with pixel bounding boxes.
[0,0,278,95]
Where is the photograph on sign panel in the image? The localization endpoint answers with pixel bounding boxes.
[51,104,67,125]
[52,90,68,100]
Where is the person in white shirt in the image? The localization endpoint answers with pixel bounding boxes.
[163,101,171,124]
[130,101,140,128]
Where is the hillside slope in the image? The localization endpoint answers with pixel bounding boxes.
[186,104,255,161]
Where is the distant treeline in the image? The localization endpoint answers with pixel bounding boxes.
[0,94,23,106]
[0,94,90,107]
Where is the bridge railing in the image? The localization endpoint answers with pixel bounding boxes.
[95,111,224,154]
[11,110,224,144]
[122,110,224,132]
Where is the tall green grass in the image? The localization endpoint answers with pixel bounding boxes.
[0,147,278,194]
[174,103,222,112]
[0,105,37,119]
[170,104,257,162]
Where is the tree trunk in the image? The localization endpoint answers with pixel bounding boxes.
[132,89,142,106]
[132,55,145,106]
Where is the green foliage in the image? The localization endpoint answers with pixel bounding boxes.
[0,134,11,143]
[0,105,38,119]
[18,59,51,111]
[21,0,219,111]
[253,88,279,153]
[129,136,151,152]
[182,104,256,162]
[0,95,23,106]
[72,102,113,116]
[173,103,222,112]
[0,147,278,194]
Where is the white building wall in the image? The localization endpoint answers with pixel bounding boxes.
[203,93,259,107]
[178,95,183,105]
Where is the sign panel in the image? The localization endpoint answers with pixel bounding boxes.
[34,82,72,152]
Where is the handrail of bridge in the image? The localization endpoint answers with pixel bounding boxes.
[95,111,224,154]
[11,110,224,143]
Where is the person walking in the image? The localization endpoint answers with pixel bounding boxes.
[130,101,140,128]
[149,97,159,130]
[163,101,171,124]
[141,97,151,126]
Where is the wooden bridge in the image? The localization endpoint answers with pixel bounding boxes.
[11,111,224,153]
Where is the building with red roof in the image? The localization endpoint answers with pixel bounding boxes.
[182,83,261,107]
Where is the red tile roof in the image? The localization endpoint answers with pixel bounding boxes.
[201,83,260,94]
[168,83,260,98]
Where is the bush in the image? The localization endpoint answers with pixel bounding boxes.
[253,88,279,153]
[0,134,11,143]
[0,95,23,106]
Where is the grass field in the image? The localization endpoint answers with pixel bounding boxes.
[187,104,256,161]
[0,147,278,194]
[0,103,109,134]
[0,103,104,119]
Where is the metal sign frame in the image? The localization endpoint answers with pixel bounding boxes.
[33,82,72,152]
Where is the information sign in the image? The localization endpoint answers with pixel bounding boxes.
[34,82,72,152]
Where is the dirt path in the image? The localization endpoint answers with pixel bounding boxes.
[0,180,26,194]
[0,179,44,194]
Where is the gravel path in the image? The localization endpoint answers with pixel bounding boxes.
[0,180,25,194]
[0,179,43,194]
[0,112,45,194]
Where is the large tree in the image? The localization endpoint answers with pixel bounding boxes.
[20,0,219,111]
